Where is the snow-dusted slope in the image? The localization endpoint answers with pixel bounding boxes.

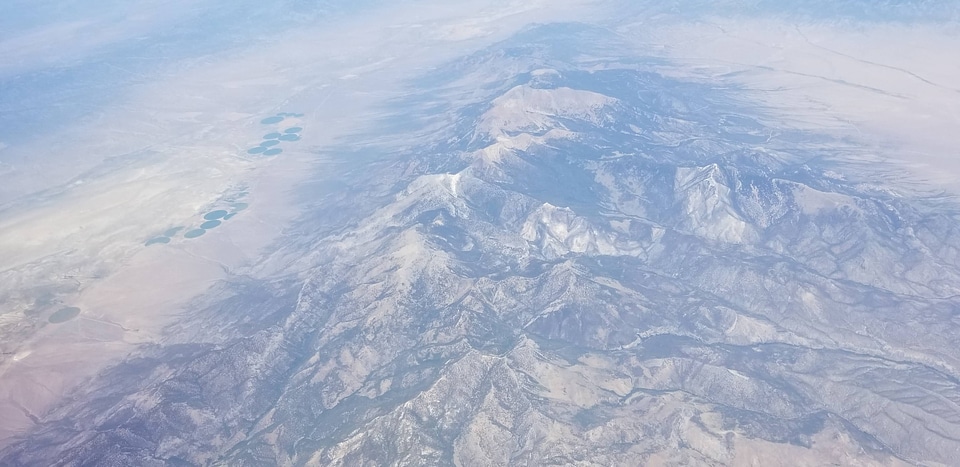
[479,84,616,137]
[2,18,960,467]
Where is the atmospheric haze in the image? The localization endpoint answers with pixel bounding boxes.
[1,1,959,465]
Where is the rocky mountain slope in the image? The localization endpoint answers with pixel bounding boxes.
[3,23,960,466]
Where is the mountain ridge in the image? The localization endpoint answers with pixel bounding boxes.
[2,22,959,466]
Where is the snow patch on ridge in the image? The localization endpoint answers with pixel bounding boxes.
[675,164,755,244]
[521,203,621,258]
[470,85,616,165]
[471,129,576,165]
[480,85,616,137]
[787,181,860,216]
